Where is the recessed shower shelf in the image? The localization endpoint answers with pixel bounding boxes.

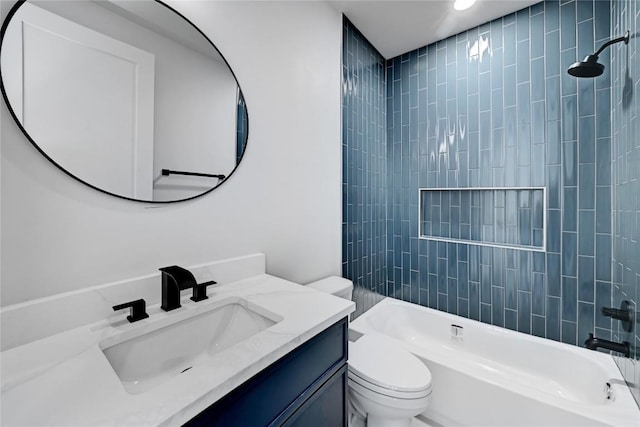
[419,187,546,252]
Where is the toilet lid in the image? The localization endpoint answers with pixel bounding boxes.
[348,334,432,393]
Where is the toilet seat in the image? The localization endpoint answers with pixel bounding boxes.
[348,334,432,399]
[348,371,431,399]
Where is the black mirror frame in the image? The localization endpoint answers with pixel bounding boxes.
[0,0,249,204]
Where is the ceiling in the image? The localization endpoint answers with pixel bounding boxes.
[330,0,541,59]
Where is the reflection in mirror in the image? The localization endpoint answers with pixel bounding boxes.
[0,0,248,202]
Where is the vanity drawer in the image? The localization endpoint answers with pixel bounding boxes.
[184,317,348,427]
[280,364,347,427]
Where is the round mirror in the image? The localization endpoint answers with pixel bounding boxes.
[0,0,248,202]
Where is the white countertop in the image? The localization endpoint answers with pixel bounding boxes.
[0,274,354,426]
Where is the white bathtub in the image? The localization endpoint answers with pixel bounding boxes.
[349,298,640,427]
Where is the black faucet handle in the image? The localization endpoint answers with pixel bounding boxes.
[191,280,217,302]
[601,307,628,319]
[601,301,633,332]
[113,299,149,323]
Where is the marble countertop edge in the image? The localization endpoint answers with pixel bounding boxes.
[1,273,355,427]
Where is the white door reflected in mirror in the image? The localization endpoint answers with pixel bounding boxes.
[3,2,155,200]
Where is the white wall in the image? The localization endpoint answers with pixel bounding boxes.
[0,0,342,306]
[152,53,238,201]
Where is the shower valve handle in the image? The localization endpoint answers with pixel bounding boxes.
[601,301,633,332]
[601,307,628,320]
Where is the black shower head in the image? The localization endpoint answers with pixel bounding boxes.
[567,31,629,78]
[567,54,605,78]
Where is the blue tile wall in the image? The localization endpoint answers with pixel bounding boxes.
[611,0,640,407]
[342,18,387,318]
[385,0,612,344]
[419,188,545,249]
[342,2,616,343]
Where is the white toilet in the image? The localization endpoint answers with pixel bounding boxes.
[307,277,432,427]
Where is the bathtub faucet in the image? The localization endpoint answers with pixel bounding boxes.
[584,333,630,357]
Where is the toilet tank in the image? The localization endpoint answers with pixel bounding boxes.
[306,276,353,300]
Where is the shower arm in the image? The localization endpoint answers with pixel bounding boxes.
[594,31,630,57]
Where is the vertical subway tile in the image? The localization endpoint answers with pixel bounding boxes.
[532,315,546,338]
[517,291,532,334]
[530,12,544,58]
[578,165,595,209]
[517,40,531,83]
[492,90,505,128]
[595,186,611,234]
[545,0,560,33]
[561,48,578,97]
[429,274,438,309]
[533,251,545,273]
[532,273,545,315]
[516,8,530,41]
[505,309,518,331]
[563,141,578,186]
[562,96,578,140]
[491,48,504,89]
[579,116,596,163]
[547,121,561,164]
[562,187,578,231]
[547,296,561,341]
[595,234,611,281]
[479,73,491,111]
[438,293,448,311]
[492,287,504,327]
[517,83,531,124]
[562,276,578,322]
[594,0,609,42]
[578,256,595,303]
[503,22,517,66]
[481,303,492,324]
[578,210,595,256]
[531,144,545,186]
[519,251,531,291]
[560,1,577,51]
[578,79,595,117]
[469,282,480,320]
[595,281,612,329]
[562,232,578,277]
[530,1,544,16]
[545,31,561,76]
[577,19,595,65]
[505,270,518,309]
[577,302,595,346]
[596,137,611,185]
[531,102,545,144]
[504,65,517,107]
[347,1,614,350]
[448,278,458,314]
[576,0,593,23]
[458,298,469,318]
[561,321,577,345]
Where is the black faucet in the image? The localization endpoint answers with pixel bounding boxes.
[584,333,630,357]
[159,265,197,311]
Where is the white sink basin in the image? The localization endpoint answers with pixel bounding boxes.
[100,297,281,394]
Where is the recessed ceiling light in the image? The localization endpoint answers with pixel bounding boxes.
[453,0,477,11]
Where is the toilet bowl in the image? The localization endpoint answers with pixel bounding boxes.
[348,333,432,427]
[306,277,432,427]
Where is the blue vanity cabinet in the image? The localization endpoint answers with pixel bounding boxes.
[184,317,348,427]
